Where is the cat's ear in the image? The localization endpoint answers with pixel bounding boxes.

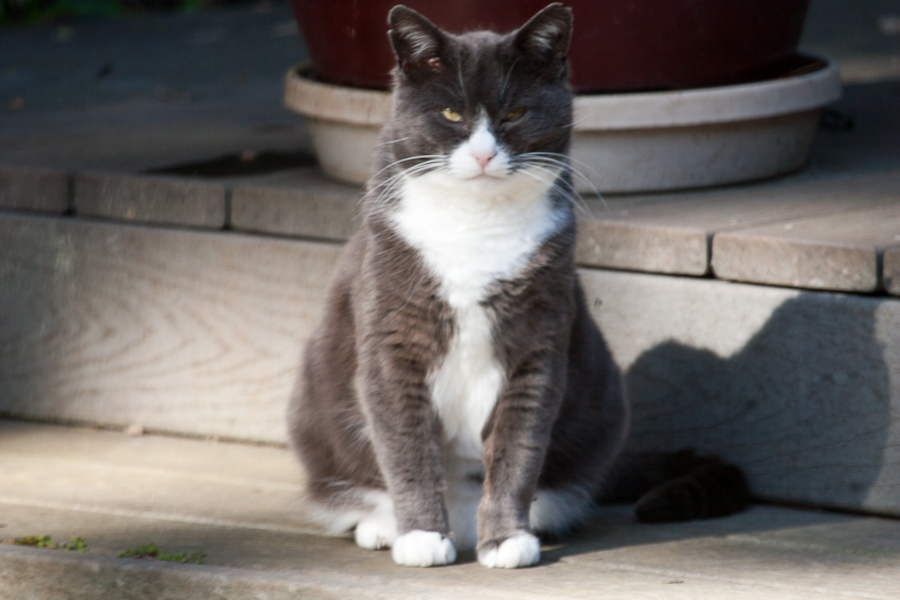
[514,3,573,74]
[388,5,448,81]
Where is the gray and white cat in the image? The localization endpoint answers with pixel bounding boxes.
[289,3,748,569]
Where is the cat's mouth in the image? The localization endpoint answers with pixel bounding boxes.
[459,170,508,183]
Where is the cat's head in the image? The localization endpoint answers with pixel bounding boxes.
[375,3,574,190]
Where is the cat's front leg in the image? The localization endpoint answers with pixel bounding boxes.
[392,530,457,567]
[356,356,456,567]
[476,354,565,568]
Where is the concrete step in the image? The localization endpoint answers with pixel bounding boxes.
[2,420,899,600]
[4,157,900,295]
[1,210,899,516]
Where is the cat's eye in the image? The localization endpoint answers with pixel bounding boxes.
[441,108,463,123]
[505,107,526,121]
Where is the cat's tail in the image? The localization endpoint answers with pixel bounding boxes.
[599,448,751,523]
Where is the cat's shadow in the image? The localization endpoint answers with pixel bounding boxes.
[537,290,893,565]
[535,503,857,566]
[446,503,857,567]
[623,292,891,513]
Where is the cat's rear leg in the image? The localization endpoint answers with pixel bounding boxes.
[304,486,398,550]
[600,449,751,523]
[529,485,597,538]
[307,487,455,566]
[352,491,398,550]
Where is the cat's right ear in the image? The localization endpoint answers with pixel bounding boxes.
[388,5,447,81]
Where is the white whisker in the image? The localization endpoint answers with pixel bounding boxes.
[519,152,607,212]
[368,154,447,184]
[364,156,450,218]
[517,165,591,220]
[377,136,410,147]
[570,115,588,129]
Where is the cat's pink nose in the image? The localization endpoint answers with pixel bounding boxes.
[472,149,496,170]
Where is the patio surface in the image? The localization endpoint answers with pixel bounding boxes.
[2,420,899,599]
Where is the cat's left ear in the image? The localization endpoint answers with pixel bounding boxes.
[388,5,448,81]
[514,3,573,74]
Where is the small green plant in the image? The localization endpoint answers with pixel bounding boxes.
[65,537,89,552]
[119,543,206,564]
[15,534,56,548]
[14,535,87,552]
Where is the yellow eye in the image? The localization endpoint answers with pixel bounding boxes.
[505,107,526,121]
[441,108,463,123]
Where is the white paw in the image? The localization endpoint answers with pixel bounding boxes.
[391,530,457,567]
[355,510,398,550]
[478,532,541,569]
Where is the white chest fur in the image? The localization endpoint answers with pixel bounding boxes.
[388,168,562,460]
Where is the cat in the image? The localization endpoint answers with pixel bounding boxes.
[288,3,748,569]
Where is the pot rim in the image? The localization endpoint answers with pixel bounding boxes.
[284,66,391,126]
[285,55,840,131]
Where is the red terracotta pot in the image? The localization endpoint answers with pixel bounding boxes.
[291,0,811,93]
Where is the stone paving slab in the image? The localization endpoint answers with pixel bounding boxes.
[74,171,227,228]
[0,163,69,214]
[576,168,900,279]
[1,420,899,600]
[885,247,900,295]
[712,202,900,292]
[4,159,898,295]
[230,167,362,241]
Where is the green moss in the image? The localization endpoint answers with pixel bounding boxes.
[65,537,89,552]
[14,535,88,552]
[14,534,56,548]
[119,543,206,564]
